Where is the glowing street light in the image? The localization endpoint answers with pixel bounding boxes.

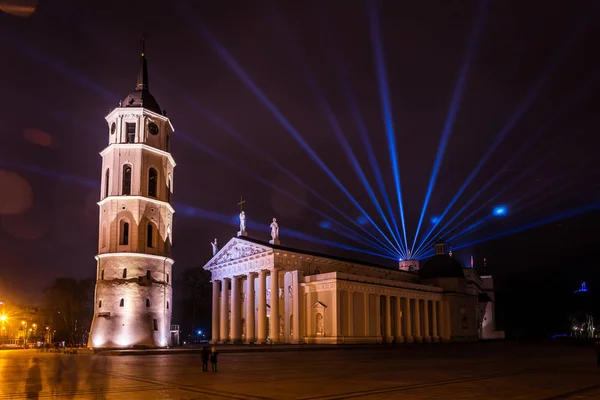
[0,315,6,322]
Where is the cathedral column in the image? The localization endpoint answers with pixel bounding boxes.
[211,280,220,343]
[414,298,422,343]
[423,299,431,343]
[432,300,439,342]
[219,278,230,343]
[375,295,381,341]
[395,296,404,343]
[405,298,413,343]
[269,269,280,343]
[230,276,241,343]
[384,295,392,343]
[347,291,354,337]
[444,300,452,341]
[364,293,370,336]
[292,271,302,344]
[257,270,267,343]
[245,272,256,344]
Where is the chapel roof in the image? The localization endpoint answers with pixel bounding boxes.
[419,238,465,279]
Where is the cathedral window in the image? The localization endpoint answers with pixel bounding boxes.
[146,299,150,307]
[167,273,169,283]
[147,224,154,248]
[122,268,127,279]
[126,123,136,143]
[122,165,132,195]
[166,135,170,151]
[148,168,158,197]
[104,168,110,198]
[101,269,104,280]
[120,221,129,245]
[120,298,124,307]
[167,301,169,309]
[98,300,102,308]
[153,319,158,331]
[146,270,151,280]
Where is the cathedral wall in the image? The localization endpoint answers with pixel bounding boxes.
[445,293,478,342]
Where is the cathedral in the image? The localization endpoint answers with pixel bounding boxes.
[204,229,504,344]
[87,44,502,349]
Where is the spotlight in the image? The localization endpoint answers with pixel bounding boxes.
[430,216,440,224]
[357,216,367,225]
[493,206,507,216]
[319,221,331,229]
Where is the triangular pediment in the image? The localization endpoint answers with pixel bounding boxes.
[311,301,327,309]
[203,237,273,270]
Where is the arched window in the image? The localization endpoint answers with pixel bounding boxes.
[122,165,132,195]
[148,168,158,197]
[122,268,127,279]
[98,300,102,308]
[146,299,150,307]
[126,122,136,143]
[147,224,154,248]
[104,168,110,198]
[167,273,169,284]
[167,301,169,309]
[119,298,124,307]
[101,270,104,280]
[120,221,129,245]
[167,175,172,203]
[146,270,151,280]
[153,319,158,331]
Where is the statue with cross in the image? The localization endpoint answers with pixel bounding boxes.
[237,196,247,237]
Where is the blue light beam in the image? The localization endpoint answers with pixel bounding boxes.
[367,0,409,254]
[181,8,402,258]
[267,4,405,257]
[414,14,591,257]
[411,0,489,255]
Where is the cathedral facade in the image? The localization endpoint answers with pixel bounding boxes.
[204,236,503,344]
[88,46,175,348]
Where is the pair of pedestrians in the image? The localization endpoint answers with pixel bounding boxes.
[201,346,219,372]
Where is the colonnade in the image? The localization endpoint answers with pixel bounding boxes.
[211,269,301,344]
[377,295,451,343]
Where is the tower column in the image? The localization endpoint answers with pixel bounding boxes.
[414,298,422,343]
[211,280,220,343]
[395,296,404,343]
[219,278,230,343]
[444,300,452,341]
[432,300,439,342]
[257,270,267,343]
[245,272,256,344]
[384,295,392,343]
[230,276,241,343]
[375,295,381,341]
[269,269,280,343]
[423,299,431,343]
[364,293,370,336]
[405,297,413,343]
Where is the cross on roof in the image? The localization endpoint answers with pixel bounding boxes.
[237,196,246,212]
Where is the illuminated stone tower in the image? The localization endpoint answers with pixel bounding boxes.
[88,42,175,348]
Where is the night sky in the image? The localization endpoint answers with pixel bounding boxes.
[1,0,599,328]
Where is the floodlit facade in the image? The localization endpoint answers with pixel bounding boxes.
[204,236,503,344]
[88,47,175,348]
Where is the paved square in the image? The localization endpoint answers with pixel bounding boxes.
[1,342,600,399]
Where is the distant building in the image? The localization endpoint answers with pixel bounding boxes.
[0,302,52,347]
[88,43,175,348]
[203,236,503,344]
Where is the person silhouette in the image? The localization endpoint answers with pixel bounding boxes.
[25,358,42,399]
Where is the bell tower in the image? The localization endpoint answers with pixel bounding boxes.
[88,40,175,348]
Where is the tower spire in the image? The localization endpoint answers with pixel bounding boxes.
[136,32,149,91]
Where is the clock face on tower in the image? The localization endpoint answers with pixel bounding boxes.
[110,122,116,134]
[148,122,159,135]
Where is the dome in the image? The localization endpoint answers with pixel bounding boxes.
[420,254,464,280]
[121,89,162,115]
